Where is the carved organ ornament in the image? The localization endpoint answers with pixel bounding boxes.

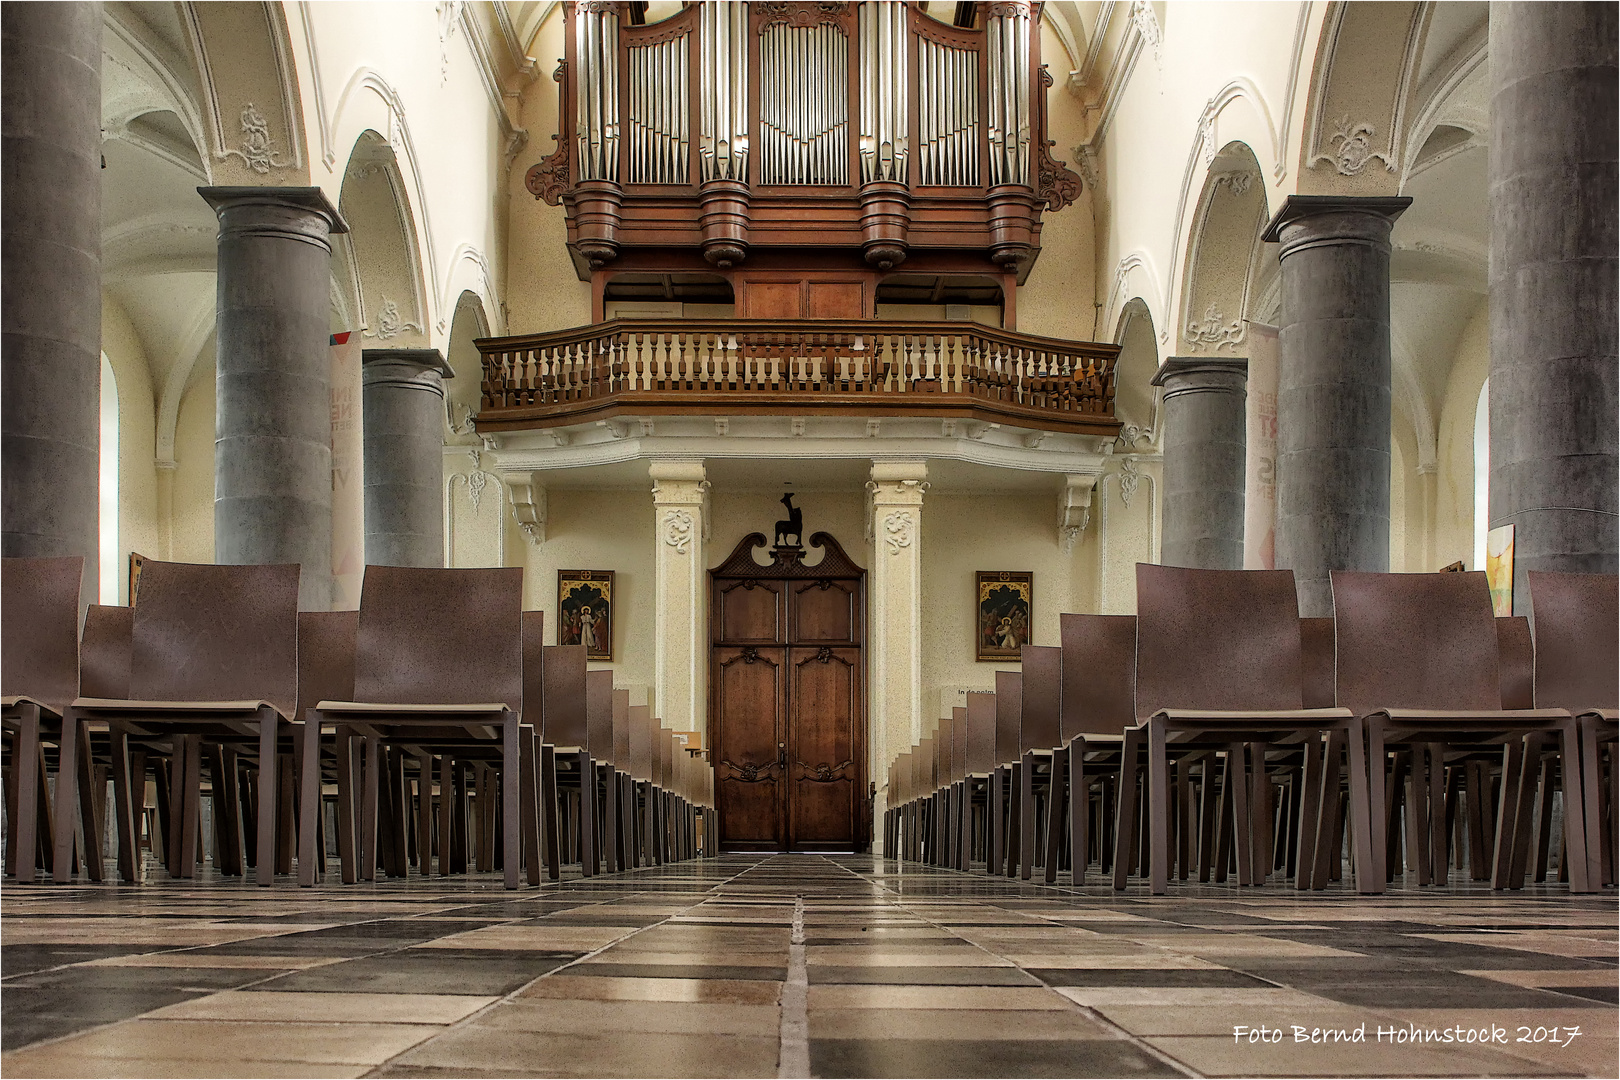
[526,1,1082,285]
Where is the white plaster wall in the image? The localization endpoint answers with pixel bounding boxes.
[102,295,159,598]
[1433,300,1490,569]
[170,381,215,564]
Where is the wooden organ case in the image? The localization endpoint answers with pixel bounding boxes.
[526,0,1084,322]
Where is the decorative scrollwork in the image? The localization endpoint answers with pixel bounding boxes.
[815,646,834,664]
[663,508,695,553]
[882,509,915,556]
[1312,116,1395,177]
[525,63,571,205]
[719,758,781,782]
[755,1,849,29]
[742,646,760,664]
[795,759,854,782]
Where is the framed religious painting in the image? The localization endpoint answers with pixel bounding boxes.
[976,571,1033,662]
[558,570,615,661]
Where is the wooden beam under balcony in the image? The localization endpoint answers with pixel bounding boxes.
[474,319,1121,436]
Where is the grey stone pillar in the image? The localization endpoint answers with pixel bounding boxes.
[1490,2,1618,611]
[1152,357,1248,570]
[201,187,347,610]
[1,2,102,602]
[1263,195,1410,616]
[362,349,452,568]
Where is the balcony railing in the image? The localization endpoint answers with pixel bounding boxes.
[476,320,1120,435]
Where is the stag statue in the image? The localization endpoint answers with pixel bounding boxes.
[774,492,803,548]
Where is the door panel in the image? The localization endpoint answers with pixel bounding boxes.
[791,580,857,643]
[786,646,861,850]
[713,646,785,849]
[717,580,784,643]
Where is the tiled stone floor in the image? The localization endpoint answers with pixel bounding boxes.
[2,854,1615,1078]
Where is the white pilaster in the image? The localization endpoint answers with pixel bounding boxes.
[867,460,927,854]
[650,460,708,734]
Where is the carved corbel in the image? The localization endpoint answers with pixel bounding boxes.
[505,472,548,546]
[1058,474,1098,552]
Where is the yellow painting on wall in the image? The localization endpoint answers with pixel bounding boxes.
[1485,524,1514,617]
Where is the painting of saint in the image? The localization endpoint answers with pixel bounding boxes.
[558,570,615,660]
[976,571,1033,662]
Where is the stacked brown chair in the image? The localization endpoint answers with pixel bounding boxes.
[2,556,86,883]
[583,669,614,873]
[295,611,358,882]
[963,691,996,869]
[1526,571,1618,889]
[81,604,135,880]
[76,560,300,887]
[1017,645,1062,880]
[519,611,561,881]
[1052,614,1135,886]
[610,689,635,868]
[298,566,526,889]
[540,643,590,876]
[1332,569,1592,893]
[1133,564,1371,895]
[987,671,1020,874]
[629,704,654,865]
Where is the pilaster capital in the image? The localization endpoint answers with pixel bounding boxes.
[1151,356,1248,400]
[868,460,929,506]
[649,459,708,506]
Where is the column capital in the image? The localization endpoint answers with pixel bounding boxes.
[1262,194,1411,258]
[362,348,453,397]
[198,185,349,249]
[1152,356,1248,400]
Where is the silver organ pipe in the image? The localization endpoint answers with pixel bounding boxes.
[699,1,748,182]
[575,4,620,180]
[855,1,907,182]
[759,22,849,185]
[627,33,690,184]
[918,37,979,186]
[985,2,1031,186]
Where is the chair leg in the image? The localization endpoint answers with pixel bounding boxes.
[1113,732,1141,890]
[1427,743,1449,886]
[175,733,201,880]
[1069,741,1088,886]
[541,746,562,880]
[988,768,1004,875]
[1577,717,1605,889]
[110,726,139,883]
[51,710,81,883]
[1227,742,1252,887]
[1552,718,1592,893]
[1147,720,1170,895]
[1019,752,1037,881]
[1491,738,1525,888]
[75,725,104,882]
[437,754,453,877]
[1044,752,1065,884]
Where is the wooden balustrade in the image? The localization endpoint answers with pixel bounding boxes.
[475,319,1120,435]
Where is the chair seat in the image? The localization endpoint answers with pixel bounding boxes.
[315,700,510,714]
[1152,707,1354,722]
[1,694,63,717]
[1367,707,1569,723]
[74,696,281,714]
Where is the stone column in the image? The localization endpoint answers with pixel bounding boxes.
[1262,195,1410,616]
[1,2,102,601]
[867,461,927,855]
[362,348,452,568]
[1153,357,1248,570]
[1489,2,1618,607]
[650,460,708,735]
[201,187,347,610]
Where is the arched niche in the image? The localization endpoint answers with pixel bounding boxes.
[1178,141,1269,357]
[1113,298,1159,442]
[445,291,490,432]
[339,131,429,347]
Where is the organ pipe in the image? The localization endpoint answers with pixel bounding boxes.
[918,37,979,186]
[575,3,621,181]
[985,1,1032,187]
[628,34,689,183]
[759,22,849,185]
[699,1,748,182]
[858,2,908,184]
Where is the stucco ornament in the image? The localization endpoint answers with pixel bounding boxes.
[227,103,291,174]
[1313,116,1395,176]
[1119,458,1141,507]
[882,509,915,555]
[664,508,695,554]
[1185,303,1244,352]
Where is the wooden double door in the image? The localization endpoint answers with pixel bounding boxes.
[710,533,866,852]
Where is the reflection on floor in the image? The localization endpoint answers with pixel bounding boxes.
[2,854,1615,1078]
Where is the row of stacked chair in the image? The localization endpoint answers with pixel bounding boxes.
[1,556,715,887]
[886,565,1617,895]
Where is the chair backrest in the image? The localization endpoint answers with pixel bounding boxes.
[1,555,83,713]
[1528,571,1619,712]
[1135,564,1303,718]
[937,712,956,783]
[586,669,613,755]
[994,671,1021,764]
[965,691,996,773]
[297,610,357,718]
[354,566,522,711]
[629,704,652,780]
[1300,617,1336,710]
[1020,645,1061,752]
[894,752,909,803]
[612,688,631,768]
[80,604,133,701]
[658,725,672,787]
[951,706,968,781]
[1059,613,1135,738]
[918,735,935,793]
[542,644,589,748]
[130,560,299,717]
[1496,616,1535,710]
[520,611,545,727]
[1331,570,1499,717]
